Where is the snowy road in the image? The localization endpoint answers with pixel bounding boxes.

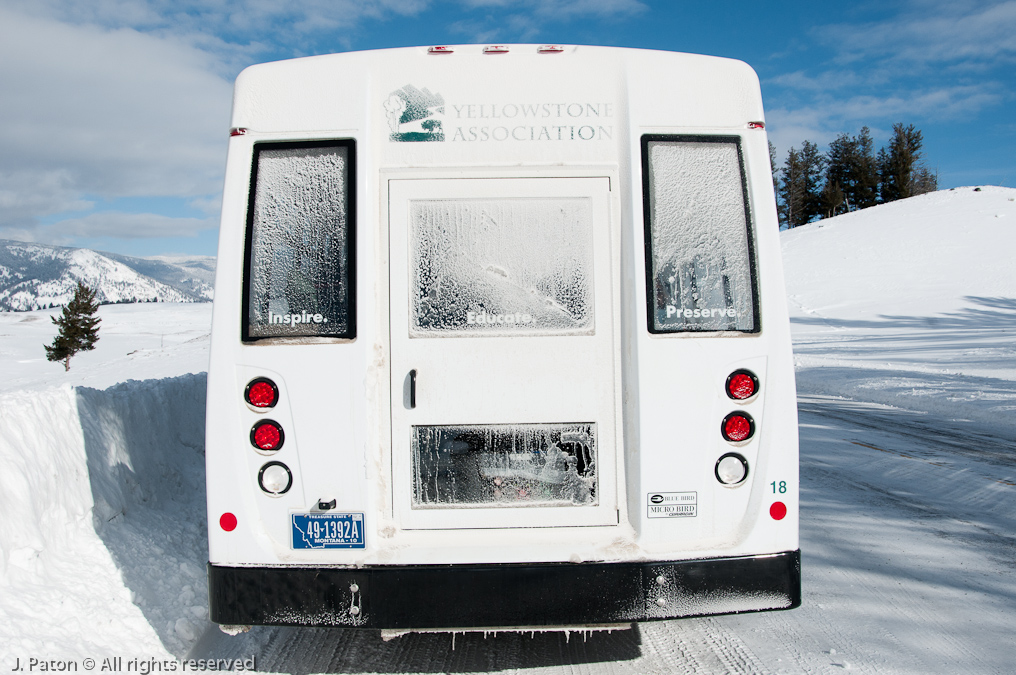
[188,394,1016,674]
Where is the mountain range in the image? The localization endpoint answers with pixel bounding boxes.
[0,239,216,311]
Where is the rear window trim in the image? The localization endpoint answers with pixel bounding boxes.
[640,134,761,335]
[241,138,357,344]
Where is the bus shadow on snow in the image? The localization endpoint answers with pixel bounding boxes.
[189,623,643,673]
[76,373,211,657]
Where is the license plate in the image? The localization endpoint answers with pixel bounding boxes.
[291,513,365,549]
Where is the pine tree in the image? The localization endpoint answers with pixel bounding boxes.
[778,141,825,228]
[45,282,101,371]
[851,127,880,210]
[879,123,936,202]
[777,147,804,228]
[822,127,879,217]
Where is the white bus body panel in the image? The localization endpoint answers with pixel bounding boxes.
[206,47,797,576]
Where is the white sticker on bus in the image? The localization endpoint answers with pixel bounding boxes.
[647,492,698,518]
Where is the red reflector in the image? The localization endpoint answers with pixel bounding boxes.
[484,45,509,53]
[748,121,765,129]
[251,420,284,451]
[220,513,237,531]
[726,370,758,400]
[722,412,754,442]
[245,378,278,408]
[428,46,454,54]
[538,45,565,53]
[229,127,248,136]
[770,502,787,520]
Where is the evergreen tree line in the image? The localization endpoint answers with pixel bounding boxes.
[771,123,938,229]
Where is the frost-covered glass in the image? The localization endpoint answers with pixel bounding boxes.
[644,138,757,332]
[410,199,593,336]
[245,141,354,340]
[412,423,597,507]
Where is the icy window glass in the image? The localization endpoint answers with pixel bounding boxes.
[644,138,757,333]
[245,141,354,340]
[412,423,597,508]
[410,199,594,336]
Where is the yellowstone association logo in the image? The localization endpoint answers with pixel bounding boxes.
[385,85,445,142]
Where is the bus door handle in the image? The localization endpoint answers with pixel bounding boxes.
[406,369,417,409]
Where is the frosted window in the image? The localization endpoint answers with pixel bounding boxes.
[245,141,354,340]
[412,423,597,507]
[410,199,594,336]
[644,138,757,332]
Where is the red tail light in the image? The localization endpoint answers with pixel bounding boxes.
[251,420,284,451]
[726,369,758,400]
[219,513,237,531]
[721,412,755,442]
[245,377,278,408]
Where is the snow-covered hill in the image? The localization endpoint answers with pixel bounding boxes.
[783,185,1016,439]
[0,240,215,311]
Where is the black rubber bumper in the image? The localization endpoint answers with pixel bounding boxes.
[209,550,800,628]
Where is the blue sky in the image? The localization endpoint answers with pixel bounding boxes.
[1,0,1013,258]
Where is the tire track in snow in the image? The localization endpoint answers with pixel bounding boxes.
[795,402,1015,673]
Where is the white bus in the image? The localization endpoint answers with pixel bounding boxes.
[206,44,800,632]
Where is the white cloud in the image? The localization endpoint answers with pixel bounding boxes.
[766,84,1003,165]
[6,0,431,47]
[0,7,232,211]
[24,212,216,243]
[763,1,1014,165]
[0,170,94,224]
[449,0,646,41]
[460,0,647,19]
[823,1,1016,66]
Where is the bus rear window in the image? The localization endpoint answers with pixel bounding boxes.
[642,136,758,333]
[410,198,594,337]
[243,140,355,341]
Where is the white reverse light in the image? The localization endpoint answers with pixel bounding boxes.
[259,462,293,495]
[715,453,748,485]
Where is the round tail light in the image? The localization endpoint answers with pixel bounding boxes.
[245,377,279,409]
[726,370,758,400]
[258,462,293,495]
[715,453,749,485]
[721,412,755,442]
[251,420,284,451]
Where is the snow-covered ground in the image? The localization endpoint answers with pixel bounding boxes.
[783,186,1016,441]
[1,187,1014,673]
[0,304,211,661]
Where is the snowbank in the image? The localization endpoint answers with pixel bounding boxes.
[782,186,1016,440]
[0,374,208,658]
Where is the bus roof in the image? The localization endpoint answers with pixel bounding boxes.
[230,45,765,165]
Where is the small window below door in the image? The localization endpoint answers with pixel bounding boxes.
[412,423,598,508]
[409,198,595,337]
